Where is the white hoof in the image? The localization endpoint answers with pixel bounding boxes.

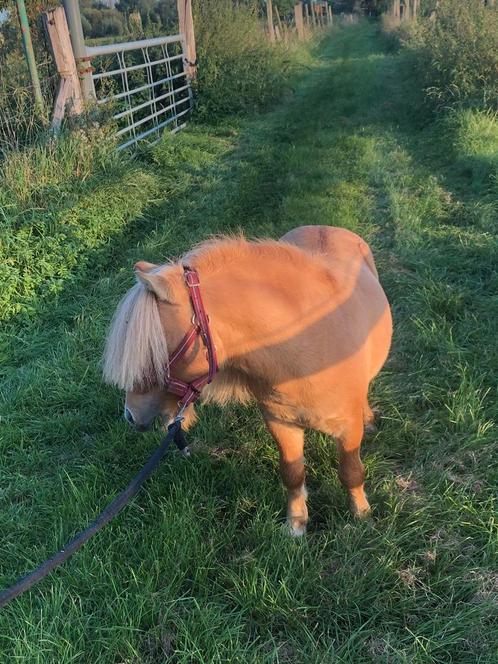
[287,517,307,537]
[353,504,372,519]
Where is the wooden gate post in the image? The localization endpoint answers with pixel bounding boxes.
[43,6,84,133]
[295,3,305,39]
[177,0,197,78]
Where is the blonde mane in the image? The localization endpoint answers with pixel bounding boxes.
[103,282,169,391]
[103,236,315,391]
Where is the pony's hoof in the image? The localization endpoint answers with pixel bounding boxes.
[287,517,307,537]
[353,504,372,519]
[364,421,377,435]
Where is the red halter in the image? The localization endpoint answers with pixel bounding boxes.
[164,266,218,414]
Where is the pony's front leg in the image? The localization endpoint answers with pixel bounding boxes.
[263,416,308,536]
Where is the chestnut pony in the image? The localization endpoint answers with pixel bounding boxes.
[103,225,392,535]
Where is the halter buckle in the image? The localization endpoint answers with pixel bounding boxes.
[184,268,200,288]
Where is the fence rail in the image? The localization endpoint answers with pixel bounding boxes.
[85,34,184,57]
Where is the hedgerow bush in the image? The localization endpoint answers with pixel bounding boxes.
[400,0,498,112]
[193,0,299,119]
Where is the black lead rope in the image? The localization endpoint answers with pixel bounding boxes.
[0,419,187,610]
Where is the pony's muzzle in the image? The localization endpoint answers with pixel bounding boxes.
[124,406,152,432]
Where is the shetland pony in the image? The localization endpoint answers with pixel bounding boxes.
[104,225,392,535]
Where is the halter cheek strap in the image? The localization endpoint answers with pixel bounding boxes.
[164,266,218,414]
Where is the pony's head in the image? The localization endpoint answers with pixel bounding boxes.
[103,261,203,431]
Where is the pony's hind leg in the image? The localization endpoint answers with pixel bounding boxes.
[334,414,371,518]
[263,416,308,536]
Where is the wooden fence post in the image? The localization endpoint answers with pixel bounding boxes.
[294,3,305,39]
[43,6,83,133]
[275,4,284,41]
[266,0,276,42]
[177,0,197,79]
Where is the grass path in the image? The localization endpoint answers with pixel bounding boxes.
[1,23,497,663]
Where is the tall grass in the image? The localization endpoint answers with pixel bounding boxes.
[0,1,56,152]
[0,81,50,154]
[392,0,498,112]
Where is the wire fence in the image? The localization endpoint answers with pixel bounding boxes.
[0,7,57,154]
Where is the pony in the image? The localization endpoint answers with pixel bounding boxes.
[103,225,392,535]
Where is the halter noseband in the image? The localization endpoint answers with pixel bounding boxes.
[164,265,218,415]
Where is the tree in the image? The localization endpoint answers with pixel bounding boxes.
[81,4,126,37]
[116,0,176,29]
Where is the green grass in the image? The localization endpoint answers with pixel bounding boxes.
[1,22,497,663]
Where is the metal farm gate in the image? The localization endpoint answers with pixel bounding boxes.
[44,0,196,149]
[87,35,192,150]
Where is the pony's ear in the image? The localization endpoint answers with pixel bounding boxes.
[134,260,157,272]
[134,262,174,302]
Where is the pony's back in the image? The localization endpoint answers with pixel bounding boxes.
[280,225,379,280]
